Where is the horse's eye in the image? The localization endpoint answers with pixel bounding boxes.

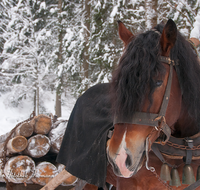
[155,80,163,87]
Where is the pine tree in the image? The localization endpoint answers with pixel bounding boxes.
[167,0,200,37]
[0,0,57,113]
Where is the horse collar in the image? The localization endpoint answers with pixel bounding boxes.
[153,133,200,162]
[152,134,200,190]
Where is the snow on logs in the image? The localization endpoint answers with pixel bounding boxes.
[0,115,77,187]
[31,162,58,186]
[4,155,35,183]
[0,136,28,156]
[25,134,51,158]
[48,120,67,154]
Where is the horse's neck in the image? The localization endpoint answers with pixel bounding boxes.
[173,105,199,138]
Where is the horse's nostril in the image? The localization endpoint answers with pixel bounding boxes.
[125,154,132,168]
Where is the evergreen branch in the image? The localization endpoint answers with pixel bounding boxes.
[166,0,193,27]
[179,1,195,17]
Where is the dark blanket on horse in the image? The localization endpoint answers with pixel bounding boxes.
[56,83,113,187]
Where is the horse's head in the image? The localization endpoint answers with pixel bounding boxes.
[107,19,183,178]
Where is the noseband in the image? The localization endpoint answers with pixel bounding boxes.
[113,56,175,145]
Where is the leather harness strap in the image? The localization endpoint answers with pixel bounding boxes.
[151,144,174,168]
[184,179,200,190]
[185,138,193,165]
[153,134,200,160]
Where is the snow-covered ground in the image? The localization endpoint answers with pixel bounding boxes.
[0,91,76,135]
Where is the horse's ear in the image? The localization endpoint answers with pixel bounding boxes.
[160,19,177,56]
[118,20,134,46]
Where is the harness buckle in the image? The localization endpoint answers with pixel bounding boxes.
[184,138,193,149]
[154,126,159,131]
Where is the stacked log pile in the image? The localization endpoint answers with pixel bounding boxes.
[0,114,77,188]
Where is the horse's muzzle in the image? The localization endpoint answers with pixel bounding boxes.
[107,146,145,178]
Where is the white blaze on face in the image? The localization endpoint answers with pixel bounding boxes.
[115,131,133,177]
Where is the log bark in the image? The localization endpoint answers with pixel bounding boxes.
[48,120,67,154]
[0,122,33,143]
[4,155,35,183]
[40,169,72,190]
[56,164,77,186]
[25,134,50,158]
[30,115,52,135]
[0,136,28,157]
[31,162,58,186]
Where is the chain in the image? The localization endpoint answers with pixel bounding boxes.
[151,169,175,190]
[1,111,35,184]
[166,141,200,150]
[146,135,175,190]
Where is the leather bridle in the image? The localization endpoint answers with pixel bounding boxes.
[113,56,175,146]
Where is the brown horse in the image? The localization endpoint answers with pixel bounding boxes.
[98,20,200,190]
[41,19,200,190]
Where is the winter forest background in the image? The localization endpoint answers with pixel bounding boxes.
[0,0,199,134]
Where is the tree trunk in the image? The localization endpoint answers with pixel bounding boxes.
[31,162,58,186]
[151,0,158,27]
[36,86,39,115]
[25,134,51,158]
[4,155,35,183]
[55,92,62,118]
[83,0,90,91]
[145,0,158,29]
[55,0,63,117]
[0,136,28,157]
[34,89,36,115]
[30,114,52,135]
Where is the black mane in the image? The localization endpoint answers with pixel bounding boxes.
[111,23,200,132]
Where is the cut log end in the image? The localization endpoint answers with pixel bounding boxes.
[4,155,35,183]
[18,123,34,137]
[31,115,52,135]
[32,162,58,186]
[25,134,50,158]
[35,118,51,134]
[8,136,28,153]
